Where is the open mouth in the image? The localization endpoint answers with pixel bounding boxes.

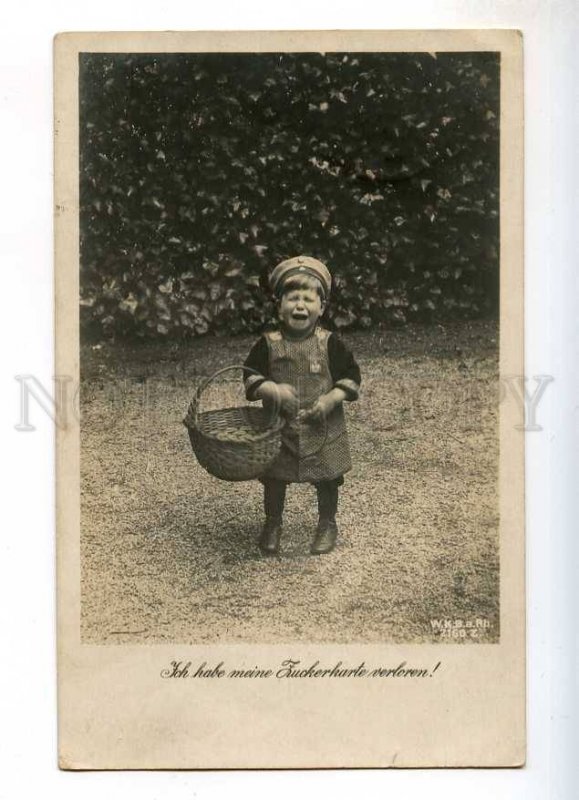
[291,312,309,320]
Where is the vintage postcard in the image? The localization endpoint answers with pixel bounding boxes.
[55,29,524,768]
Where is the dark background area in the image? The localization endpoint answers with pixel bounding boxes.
[79,51,500,341]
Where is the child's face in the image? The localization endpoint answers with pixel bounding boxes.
[278,285,325,337]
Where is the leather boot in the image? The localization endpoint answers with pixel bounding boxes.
[310,517,338,555]
[259,516,282,555]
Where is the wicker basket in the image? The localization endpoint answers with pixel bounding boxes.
[183,365,284,481]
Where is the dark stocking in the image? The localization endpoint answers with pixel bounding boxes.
[315,480,339,521]
[262,479,287,519]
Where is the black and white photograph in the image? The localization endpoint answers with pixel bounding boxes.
[54,29,525,769]
[78,47,502,645]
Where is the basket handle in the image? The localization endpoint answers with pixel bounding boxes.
[184,364,279,428]
[184,365,329,460]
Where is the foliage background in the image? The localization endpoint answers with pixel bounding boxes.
[79,52,500,340]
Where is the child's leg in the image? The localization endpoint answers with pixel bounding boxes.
[263,479,287,519]
[259,479,287,555]
[315,480,339,522]
[311,478,342,555]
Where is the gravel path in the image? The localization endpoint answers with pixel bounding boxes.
[80,322,499,644]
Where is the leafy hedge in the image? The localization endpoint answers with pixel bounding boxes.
[79,52,499,339]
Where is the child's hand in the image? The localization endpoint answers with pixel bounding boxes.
[275,383,299,418]
[299,387,348,424]
[299,394,335,424]
[255,381,299,418]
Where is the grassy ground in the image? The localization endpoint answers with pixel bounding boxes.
[80,320,499,644]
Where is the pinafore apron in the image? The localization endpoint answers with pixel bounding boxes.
[261,327,352,483]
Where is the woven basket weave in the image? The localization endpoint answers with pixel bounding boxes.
[183,365,284,481]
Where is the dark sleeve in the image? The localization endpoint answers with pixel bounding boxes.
[328,333,361,401]
[243,336,270,400]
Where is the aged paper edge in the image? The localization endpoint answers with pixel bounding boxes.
[55,29,525,769]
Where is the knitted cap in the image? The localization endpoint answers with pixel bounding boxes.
[269,255,332,299]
